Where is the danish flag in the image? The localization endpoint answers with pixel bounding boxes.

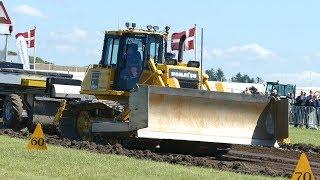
[16,28,36,48]
[171,27,196,51]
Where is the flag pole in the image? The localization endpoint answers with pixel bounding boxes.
[200,28,204,90]
[3,26,12,62]
[33,27,36,70]
[194,24,197,61]
[4,34,8,62]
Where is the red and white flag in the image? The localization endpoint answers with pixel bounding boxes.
[0,1,11,24]
[171,27,196,51]
[16,28,36,48]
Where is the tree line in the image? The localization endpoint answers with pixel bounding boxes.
[205,68,263,83]
[8,51,52,64]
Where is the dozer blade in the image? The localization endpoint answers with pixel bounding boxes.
[129,85,289,147]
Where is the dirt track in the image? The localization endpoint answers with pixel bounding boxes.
[0,128,319,178]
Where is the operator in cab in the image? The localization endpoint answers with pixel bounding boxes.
[120,43,142,90]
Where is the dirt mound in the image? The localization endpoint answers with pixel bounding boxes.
[281,143,320,154]
[0,128,319,178]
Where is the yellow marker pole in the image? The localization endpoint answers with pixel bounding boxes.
[291,153,315,180]
[27,123,47,150]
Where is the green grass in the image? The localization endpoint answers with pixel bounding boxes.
[0,135,283,180]
[0,128,317,179]
[289,127,320,146]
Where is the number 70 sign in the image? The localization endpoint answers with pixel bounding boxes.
[291,153,315,180]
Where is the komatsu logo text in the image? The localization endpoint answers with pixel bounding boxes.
[169,69,198,80]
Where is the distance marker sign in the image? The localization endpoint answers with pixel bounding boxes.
[27,123,47,150]
[291,153,315,180]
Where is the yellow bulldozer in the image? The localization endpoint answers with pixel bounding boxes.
[56,23,289,148]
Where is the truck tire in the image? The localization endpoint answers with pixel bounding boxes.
[2,94,24,130]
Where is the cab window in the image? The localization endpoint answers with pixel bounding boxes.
[115,36,145,91]
[266,84,273,93]
[148,36,163,64]
[118,36,144,69]
[101,36,120,67]
[279,85,285,96]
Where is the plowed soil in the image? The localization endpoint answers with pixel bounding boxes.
[0,128,319,178]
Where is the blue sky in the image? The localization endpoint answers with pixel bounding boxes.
[1,0,320,86]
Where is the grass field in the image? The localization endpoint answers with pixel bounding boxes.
[0,135,284,180]
[0,127,317,179]
[289,127,320,146]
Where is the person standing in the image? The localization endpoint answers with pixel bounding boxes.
[305,90,314,106]
[295,91,306,106]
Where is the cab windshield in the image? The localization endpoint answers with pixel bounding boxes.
[101,33,164,90]
[116,35,146,90]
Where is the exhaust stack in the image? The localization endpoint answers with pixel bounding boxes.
[177,35,186,62]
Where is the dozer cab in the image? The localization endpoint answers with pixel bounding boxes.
[57,23,289,148]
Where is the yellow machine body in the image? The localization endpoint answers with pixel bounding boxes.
[59,27,289,147]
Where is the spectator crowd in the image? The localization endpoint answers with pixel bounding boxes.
[295,90,320,108]
[241,87,320,128]
[241,87,320,108]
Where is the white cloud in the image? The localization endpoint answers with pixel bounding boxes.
[95,31,104,37]
[13,4,46,18]
[209,43,277,60]
[50,27,88,42]
[314,52,320,57]
[72,27,88,39]
[85,48,101,57]
[302,55,312,64]
[267,71,320,87]
[55,45,77,53]
[230,61,241,67]
[302,51,320,64]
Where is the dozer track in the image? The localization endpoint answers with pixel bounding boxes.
[58,99,126,141]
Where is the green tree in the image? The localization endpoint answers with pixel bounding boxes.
[29,56,52,64]
[205,68,215,81]
[231,72,255,83]
[205,68,226,81]
[8,51,17,56]
[216,68,226,81]
[256,77,264,83]
[7,50,53,64]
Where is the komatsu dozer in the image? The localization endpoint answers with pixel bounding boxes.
[57,23,289,148]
